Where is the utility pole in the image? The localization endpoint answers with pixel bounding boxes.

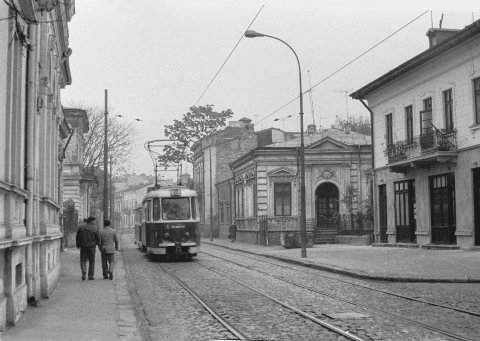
[110,155,114,224]
[103,89,109,220]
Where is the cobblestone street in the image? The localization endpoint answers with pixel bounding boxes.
[121,236,480,341]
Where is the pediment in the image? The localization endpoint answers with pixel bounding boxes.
[267,167,296,177]
[308,137,348,150]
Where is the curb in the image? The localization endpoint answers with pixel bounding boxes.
[115,248,142,340]
[203,242,480,283]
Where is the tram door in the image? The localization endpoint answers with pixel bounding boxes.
[474,168,480,246]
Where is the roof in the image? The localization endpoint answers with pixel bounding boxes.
[264,128,371,148]
[351,19,480,100]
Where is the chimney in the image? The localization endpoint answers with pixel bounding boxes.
[306,124,316,135]
[344,123,351,134]
[426,28,459,48]
[229,117,253,130]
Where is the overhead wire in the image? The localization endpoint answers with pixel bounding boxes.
[194,4,265,106]
[255,9,430,126]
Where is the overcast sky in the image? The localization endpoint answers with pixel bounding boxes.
[61,0,479,177]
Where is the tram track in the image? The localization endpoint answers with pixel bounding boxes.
[158,261,367,341]
[201,247,478,341]
[204,244,480,317]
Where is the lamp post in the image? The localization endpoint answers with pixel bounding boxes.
[103,89,109,221]
[244,30,307,258]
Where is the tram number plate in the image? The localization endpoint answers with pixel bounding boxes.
[169,225,185,229]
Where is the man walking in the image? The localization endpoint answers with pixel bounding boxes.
[76,216,100,280]
[99,220,119,280]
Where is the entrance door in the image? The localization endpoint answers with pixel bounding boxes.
[315,183,339,244]
[378,184,388,243]
[394,180,416,243]
[474,168,480,246]
[431,173,456,244]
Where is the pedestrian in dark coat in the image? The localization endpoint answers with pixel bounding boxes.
[229,220,237,242]
[99,220,119,280]
[76,216,100,280]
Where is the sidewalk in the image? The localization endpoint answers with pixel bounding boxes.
[202,239,480,282]
[0,243,140,341]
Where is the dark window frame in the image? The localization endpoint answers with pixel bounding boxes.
[443,88,454,132]
[385,113,393,145]
[474,77,480,124]
[405,105,413,143]
[274,182,292,216]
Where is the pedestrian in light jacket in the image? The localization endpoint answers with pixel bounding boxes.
[99,220,119,280]
[76,216,100,280]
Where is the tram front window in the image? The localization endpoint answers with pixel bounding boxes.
[162,198,190,220]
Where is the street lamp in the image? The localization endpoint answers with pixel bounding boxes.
[244,30,307,258]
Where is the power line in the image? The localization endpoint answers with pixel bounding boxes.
[194,4,265,106]
[255,9,430,126]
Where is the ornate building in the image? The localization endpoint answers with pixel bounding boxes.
[63,108,94,221]
[0,0,75,328]
[230,127,372,245]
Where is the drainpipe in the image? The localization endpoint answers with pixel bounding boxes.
[25,23,39,301]
[26,25,38,237]
[358,98,376,243]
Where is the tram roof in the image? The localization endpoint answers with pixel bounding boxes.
[143,185,197,201]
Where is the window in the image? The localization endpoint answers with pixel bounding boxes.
[474,78,480,124]
[274,182,291,216]
[420,97,432,134]
[162,198,190,220]
[385,114,393,146]
[191,198,197,219]
[443,89,454,132]
[405,105,413,143]
[153,198,160,220]
[16,263,23,286]
[420,97,434,149]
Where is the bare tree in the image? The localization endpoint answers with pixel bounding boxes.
[331,115,371,135]
[78,104,137,175]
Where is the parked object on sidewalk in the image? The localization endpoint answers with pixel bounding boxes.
[76,216,101,280]
[283,233,299,249]
[100,219,119,280]
[229,220,237,242]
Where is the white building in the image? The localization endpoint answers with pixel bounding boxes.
[63,108,94,221]
[0,0,75,327]
[351,22,480,249]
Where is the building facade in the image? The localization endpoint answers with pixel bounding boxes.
[0,0,75,327]
[351,22,480,249]
[230,128,372,246]
[192,118,258,239]
[62,108,94,221]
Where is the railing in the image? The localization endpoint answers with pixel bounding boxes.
[385,129,457,163]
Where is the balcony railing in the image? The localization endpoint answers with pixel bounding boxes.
[385,129,457,164]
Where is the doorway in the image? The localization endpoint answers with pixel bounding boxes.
[378,184,388,243]
[394,180,416,243]
[474,168,480,246]
[315,183,339,244]
[430,173,456,244]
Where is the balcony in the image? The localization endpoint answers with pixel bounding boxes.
[385,129,457,173]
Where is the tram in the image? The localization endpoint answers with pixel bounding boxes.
[134,185,200,259]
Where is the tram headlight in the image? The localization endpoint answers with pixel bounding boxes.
[164,232,170,238]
